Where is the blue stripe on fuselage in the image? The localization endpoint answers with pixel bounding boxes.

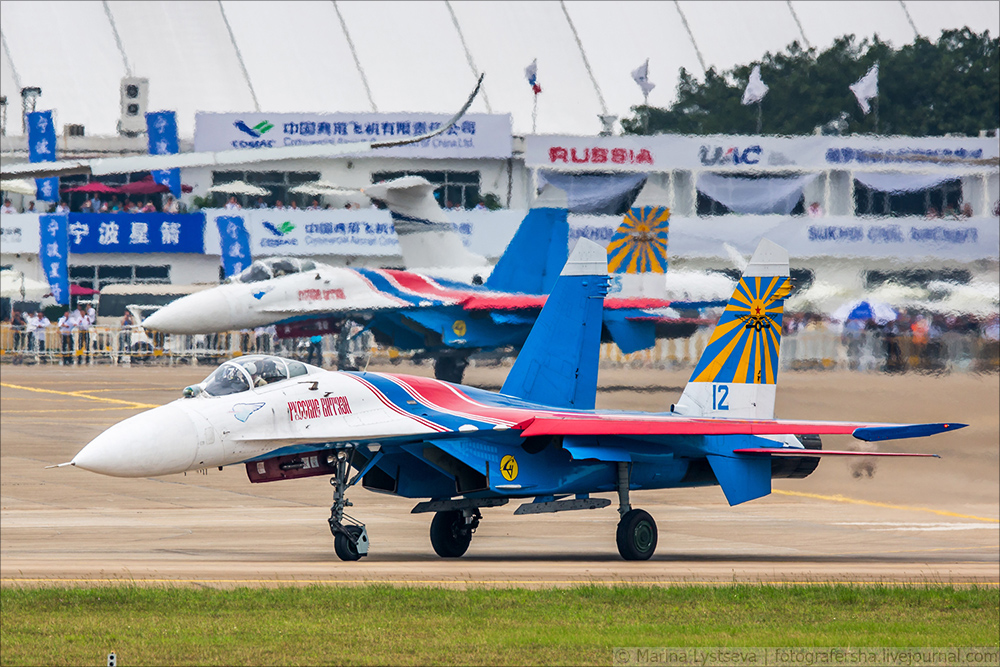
[352,269,444,307]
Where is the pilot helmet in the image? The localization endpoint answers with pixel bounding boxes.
[243,361,258,376]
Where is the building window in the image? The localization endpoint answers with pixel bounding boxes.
[372,171,481,209]
[211,170,321,209]
[853,177,963,217]
[69,265,170,292]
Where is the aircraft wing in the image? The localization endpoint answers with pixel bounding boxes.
[515,416,965,445]
[1,75,483,180]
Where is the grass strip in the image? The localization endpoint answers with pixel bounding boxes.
[1,584,997,666]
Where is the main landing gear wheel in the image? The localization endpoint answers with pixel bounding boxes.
[334,525,367,562]
[429,510,478,558]
[616,509,658,561]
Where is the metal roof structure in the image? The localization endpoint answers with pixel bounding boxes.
[1,1,997,137]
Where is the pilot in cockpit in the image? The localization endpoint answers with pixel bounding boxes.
[242,361,268,388]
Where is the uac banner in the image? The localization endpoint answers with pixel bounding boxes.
[39,214,69,304]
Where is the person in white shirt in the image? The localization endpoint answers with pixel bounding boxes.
[57,310,74,364]
[225,196,242,210]
[73,303,92,361]
[55,201,70,213]
[2,198,16,214]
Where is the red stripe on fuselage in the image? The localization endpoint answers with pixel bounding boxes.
[342,373,449,432]
[381,270,470,303]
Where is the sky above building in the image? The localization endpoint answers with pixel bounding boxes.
[2,1,997,137]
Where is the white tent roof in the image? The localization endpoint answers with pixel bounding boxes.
[2,1,997,138]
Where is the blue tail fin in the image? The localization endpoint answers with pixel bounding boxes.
[500,239,607,409]
[486,186,568,295]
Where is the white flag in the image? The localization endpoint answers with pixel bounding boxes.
[631,59,655,97]
[741,65,769,105]
[850,63,879,115]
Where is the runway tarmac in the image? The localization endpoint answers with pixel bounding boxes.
[2,361,997,587]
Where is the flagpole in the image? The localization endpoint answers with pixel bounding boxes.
[873,95,879,135]
[532,93,538,135]
[756,100,762,134]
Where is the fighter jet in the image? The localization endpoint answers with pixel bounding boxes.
[64,238,962,561]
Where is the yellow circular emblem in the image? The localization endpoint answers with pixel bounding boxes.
[452,320,467,337]
[500,455,518,481]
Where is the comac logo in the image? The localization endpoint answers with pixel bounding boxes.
[263,221,295,236]
[234,120,274,138]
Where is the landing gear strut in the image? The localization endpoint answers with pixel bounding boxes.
[328,449,369,561]
[429,509,480,557]
[615,462,657,560]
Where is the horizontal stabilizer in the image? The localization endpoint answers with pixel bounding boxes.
[853,423,965,441]
[603,316,655,355]
[732,448,939,458]
[706,453,771,506]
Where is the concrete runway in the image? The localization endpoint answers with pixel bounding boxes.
[2,361,997,586]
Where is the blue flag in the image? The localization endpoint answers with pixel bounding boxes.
[217,215,252,278]
[39,214,69,304]
[27,111,58,202]
[145,111,181,197]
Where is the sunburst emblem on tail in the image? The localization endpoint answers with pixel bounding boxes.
[691,276,793,385]
[606,206,670,274]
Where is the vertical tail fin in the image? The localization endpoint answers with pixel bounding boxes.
[363,176,489,271]
[606,206,671,299]
[501,239,608,410]
[486,185,569,294]
[674,239,791,420]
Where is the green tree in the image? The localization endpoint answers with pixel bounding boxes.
[621,29,998,137]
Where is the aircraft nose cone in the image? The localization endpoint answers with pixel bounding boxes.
[143,289,233,334]
[72,404,198,477]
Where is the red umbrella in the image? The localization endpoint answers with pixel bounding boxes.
[118,176,170,195]
[63,182,122,194]
[70,284,100,296]
[181,184,193,193]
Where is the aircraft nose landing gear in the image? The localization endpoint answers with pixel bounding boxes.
[328,450,369,561]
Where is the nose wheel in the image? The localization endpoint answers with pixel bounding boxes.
[328,449,369,561]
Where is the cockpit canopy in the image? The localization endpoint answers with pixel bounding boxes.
[228,257,317,284]
[195,355,312,397]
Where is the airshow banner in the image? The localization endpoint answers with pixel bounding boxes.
[569,215,1000,262]
[39,213,69,304]
[194,112,512,159]
[1,213,40,254]
[526,135,999,173]
[27,111,58,202]
[146,111,181,197]
[65,213,204,254]
[202,208,526,259]
[216,215,252,277]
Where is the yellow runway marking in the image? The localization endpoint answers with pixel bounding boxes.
[0,382,158,409]
[2,578,997,587]
[5,407,152,413]
[772,489,999,523]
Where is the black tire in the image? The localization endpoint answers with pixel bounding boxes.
[433,356,468,384]
[334,525,365,561]
[616,509,658,561]
[429,510,473,558]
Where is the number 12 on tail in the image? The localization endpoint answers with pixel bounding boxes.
[712,384,729,411]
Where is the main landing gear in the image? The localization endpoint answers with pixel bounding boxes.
[615,462,658,560]
[328,450,369,561]
[429,509,480,558]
